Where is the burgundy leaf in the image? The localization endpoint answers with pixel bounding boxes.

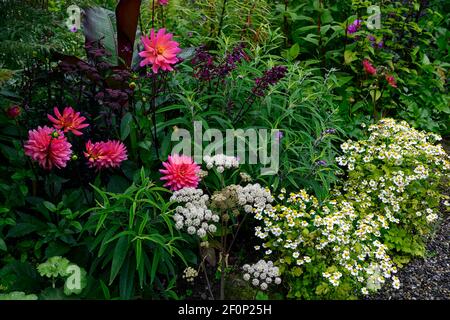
[116,0,142,68]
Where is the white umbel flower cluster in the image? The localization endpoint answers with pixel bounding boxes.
[171,188,219,237]
[204,154,240,173]
[242,260,281,291]
[237,183,274,214]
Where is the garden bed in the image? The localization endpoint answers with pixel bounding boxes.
[0,0,449,301]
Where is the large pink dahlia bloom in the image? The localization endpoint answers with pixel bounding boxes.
[48,106,89,136]
[139,28,181,73]
[160,154,200,191]
[84,140,128,170]
[24,126,72,170]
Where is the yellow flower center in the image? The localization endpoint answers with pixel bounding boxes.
[157,46,164,54]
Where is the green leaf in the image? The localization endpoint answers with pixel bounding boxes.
[109,236,129,284]
[100,280,111,299]
[255,291,269,300]
[43,201,57,212]
[370,90,382,101]
[0,237,6,251]
[344,50,357,65]
[150,248,160,284]
[321,10,333,24]
[289,43,300,60]
[120,112,133,140]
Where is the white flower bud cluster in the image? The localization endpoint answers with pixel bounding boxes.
[237,183,274,213]
[240,172,252,182]
[203,154,240,173]
[171,188,219,238]
[242,260,281,291]
[182,267,198,283]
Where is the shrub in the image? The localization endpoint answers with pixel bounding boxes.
[83,169,194,299]
[335,118,450,259]
[252,118,449,299]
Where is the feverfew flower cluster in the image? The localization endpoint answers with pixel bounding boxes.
[171,188,219,238]
[242,260,281,291]
[335,118,449,234]
[256,190,399,297]
[253,119,449,298]
[203,154,239,173]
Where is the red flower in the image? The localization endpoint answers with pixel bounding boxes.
[48,106,89,136]
[6,105,21,119]
[159,154,200,191]
[24,126,72,170]
[84,140,128,170]
[385,74,397,88]
[362,59,377,75]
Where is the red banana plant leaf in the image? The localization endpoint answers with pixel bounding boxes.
[116,0,142,68]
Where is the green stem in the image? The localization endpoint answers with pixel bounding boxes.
[217,0,228,38]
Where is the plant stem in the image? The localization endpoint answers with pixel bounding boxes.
[283,0,289,47]
[200,260,215,300]
[217,0,228,38]
[227,213,248,253]
[151,0,155,29]
[150,74,160,158]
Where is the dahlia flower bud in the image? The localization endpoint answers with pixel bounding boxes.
[6,105,21,119]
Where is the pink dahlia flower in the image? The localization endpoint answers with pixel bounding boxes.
[139,28,182,73]
[48,106,89,136]
[159,0,169,5]
[160,154,200,191]
[24,126,72,170]
[362,59,377,75]
[84,140,128,170]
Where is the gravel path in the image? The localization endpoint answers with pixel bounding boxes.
[370,213,450,300]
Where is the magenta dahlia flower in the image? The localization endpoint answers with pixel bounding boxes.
[48,106,89,136]
[84,140,128,170]
[159,0,168,5]
[160,154,200,191]
[139,28,181,73]
[24,126,72,170]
